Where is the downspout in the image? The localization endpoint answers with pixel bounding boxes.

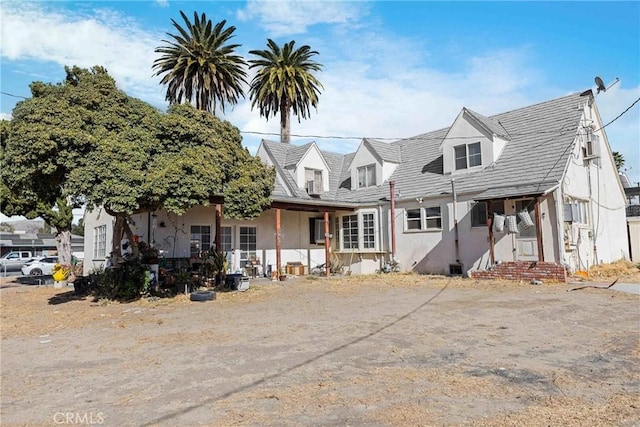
[451,179,460,264]
[389,181,396,260]
[276,209,282,278]
[324,211,330,278]
[378,203,384,271]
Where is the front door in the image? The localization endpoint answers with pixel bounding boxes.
[514,199,538,261]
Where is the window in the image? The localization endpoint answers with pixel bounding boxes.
[454,142,482,170]
[362,213,375,249]
[190,225,211,257]
[309,218,328,244]
[305,168,323,193]
[471,201,505,227]
[357,164,376,188]
[219,226,233,252]
[342,215,359,249]
[564,200,589,224]
[425,207,442,229]
[94,225,106,258]
[239,226,257,265]
[471,202,487,227]
[340,211,378,251]
[406,209,422,230]
[405,206,442,231]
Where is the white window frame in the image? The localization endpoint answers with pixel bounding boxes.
[454,142,482,170]
[357,164,376,188]
[239,226,257,265]
[339,210,378,251]
[93,225,107,259]
[190,225,212,257]
[564,199,589,225]
[404,206,442,232]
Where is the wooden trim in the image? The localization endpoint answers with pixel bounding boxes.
[487,200,495,264]
[534,198,544,261]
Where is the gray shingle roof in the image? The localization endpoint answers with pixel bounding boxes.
[364,138,402,163]
[463,108,511,139]
[263,91,589,206]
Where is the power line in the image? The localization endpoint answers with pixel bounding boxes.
[596,96,640,131]
[0,91,27,99]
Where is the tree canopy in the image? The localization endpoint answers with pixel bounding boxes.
[153,11,248,115]
[249,39,323,144]
[2,65,274,262]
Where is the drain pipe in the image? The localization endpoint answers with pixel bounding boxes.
[451,179,460,264]
[389,180,397,260]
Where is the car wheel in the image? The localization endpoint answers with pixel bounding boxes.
[190,291,216,302]
[29,268,43,276]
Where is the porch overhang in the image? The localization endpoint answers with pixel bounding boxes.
[472,184,548,202]
[271,197,356,213]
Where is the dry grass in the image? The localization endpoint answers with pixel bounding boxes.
[580,259,640,282]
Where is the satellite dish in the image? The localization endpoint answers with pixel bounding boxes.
[594,76,619,94]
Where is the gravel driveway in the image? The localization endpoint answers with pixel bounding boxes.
[1,275,638,426]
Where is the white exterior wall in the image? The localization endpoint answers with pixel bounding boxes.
[628,217,640,262]
[381,162,398,182]
[82,207,114,275]
[560,106,629,269]
[294,146,330,192]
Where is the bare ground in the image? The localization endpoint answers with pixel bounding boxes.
[1,273,639,426]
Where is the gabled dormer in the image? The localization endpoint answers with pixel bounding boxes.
[283,142,331,196]
[348,138,401,190]
[441,108,510,175]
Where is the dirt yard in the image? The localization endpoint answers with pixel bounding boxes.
[1,272,639,426]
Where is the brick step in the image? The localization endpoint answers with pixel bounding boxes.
[469,261,567,282]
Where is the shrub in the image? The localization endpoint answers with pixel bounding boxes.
[90,259,150,301]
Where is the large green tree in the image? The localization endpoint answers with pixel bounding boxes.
[153,11,247,115]
[249,39,323,144]
[2,66,274,266]
[0,67,106,267]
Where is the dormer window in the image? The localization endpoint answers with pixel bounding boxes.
[358,164,376,188]
[305,168,323,195]
[454,142,482,170]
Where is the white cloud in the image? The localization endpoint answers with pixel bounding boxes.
[237,0,366,36]
[0,3,165,107]
[155,0,169,7]
[0,112,12,121]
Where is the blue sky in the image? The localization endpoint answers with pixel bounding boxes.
[1,0,639,197]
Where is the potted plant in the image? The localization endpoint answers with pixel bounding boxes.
[210,250,228,286]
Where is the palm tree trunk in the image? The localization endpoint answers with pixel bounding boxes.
[280,100,291,144]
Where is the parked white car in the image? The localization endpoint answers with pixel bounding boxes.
[21,257,59,276]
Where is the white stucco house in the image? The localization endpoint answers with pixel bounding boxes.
[84,90,629,281]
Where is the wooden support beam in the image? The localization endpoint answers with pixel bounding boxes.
[276,208,282,279]
[324,211,330,277]
[534,198,544,261]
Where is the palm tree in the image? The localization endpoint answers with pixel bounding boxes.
[613,151,625,172]
[153,11,247,115]
[249,39,323,144]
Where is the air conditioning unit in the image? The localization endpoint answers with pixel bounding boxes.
[306,180,322,196]
[584,132,600,159]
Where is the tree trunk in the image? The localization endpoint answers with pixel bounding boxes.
[280,100,291,144]
[54,228,73,266]
[108,211,138,265]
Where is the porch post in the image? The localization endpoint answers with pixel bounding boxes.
[276,208,282,279]
[534,198,544,261]
[389,181,397,259]
[487,200,495,265]
[215,204,222,251]
[324,211,330,277]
